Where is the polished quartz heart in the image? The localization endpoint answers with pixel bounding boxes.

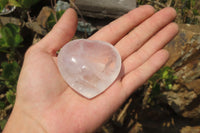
[57,39,121,98]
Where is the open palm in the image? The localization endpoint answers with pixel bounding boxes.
[4,5,178,133]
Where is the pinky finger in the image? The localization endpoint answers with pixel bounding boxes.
[121,49,169,97]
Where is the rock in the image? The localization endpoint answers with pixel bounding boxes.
[56,0,70,12]
[180,126,200,133]
[77,21,97,35]
[165,24,200,69]
[57,39,121,98]
[162,24,200,119]
[182,104,200,119]
[75,0,136,18]
[161,87,197,113]
[165,23,200,81]
[175,58,200,82]
[185,79,200,95]
[161,83,200,119]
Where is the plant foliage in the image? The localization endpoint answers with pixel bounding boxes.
[149,66,177,97]
[0,23,23,130]
[1,61,20,89]
[0,23,23,50]
[46,10,65,31]
[0,0,8,12]
[0,0,41,11]
[137,0,200,24]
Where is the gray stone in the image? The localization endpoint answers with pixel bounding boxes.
[75,0,136,18]
[56,0,70,12]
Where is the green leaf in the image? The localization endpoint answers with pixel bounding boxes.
[193,9,199,16]
[0,38,5,46]
[191,0,196,7]
[0,119,7,130]
[46,13,57,30]
[162,69,169,79]
[56,10,65,20]
[8,0,22,7]
[0,0,8,12]
[46,10,65,30]
[5,80,13,88]
[148,66,177,102]
[5,23,20,35]
[6,89,15,104]
[0,26,15,47]
[14,34,23,46]
[0,101,6,109]
[0,23,23,48]
[1,61,20,87]
[168,84,172,89]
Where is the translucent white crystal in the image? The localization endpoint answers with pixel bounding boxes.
[58,39,121,98]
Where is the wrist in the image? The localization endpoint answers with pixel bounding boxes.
[3,103,47,133]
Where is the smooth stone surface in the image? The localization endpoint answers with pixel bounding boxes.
[75,0,136,18]
[58,39,121,98]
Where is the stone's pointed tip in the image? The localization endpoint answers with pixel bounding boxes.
[58,39,121,98]
[84,95,95,99]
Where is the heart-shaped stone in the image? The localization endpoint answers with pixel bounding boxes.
[57,39,121,98]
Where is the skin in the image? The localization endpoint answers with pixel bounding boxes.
[3,5,178,133]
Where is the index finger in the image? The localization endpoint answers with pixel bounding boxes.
[89,5,155,45]
[37,8,78,55]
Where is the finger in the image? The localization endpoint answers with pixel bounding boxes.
[122,49,169,97]
[123,22,178,74]
[115,7,177,60]
[37,8,78,55]
[89,5,155,44]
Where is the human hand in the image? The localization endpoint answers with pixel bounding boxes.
[3,5,178,133]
